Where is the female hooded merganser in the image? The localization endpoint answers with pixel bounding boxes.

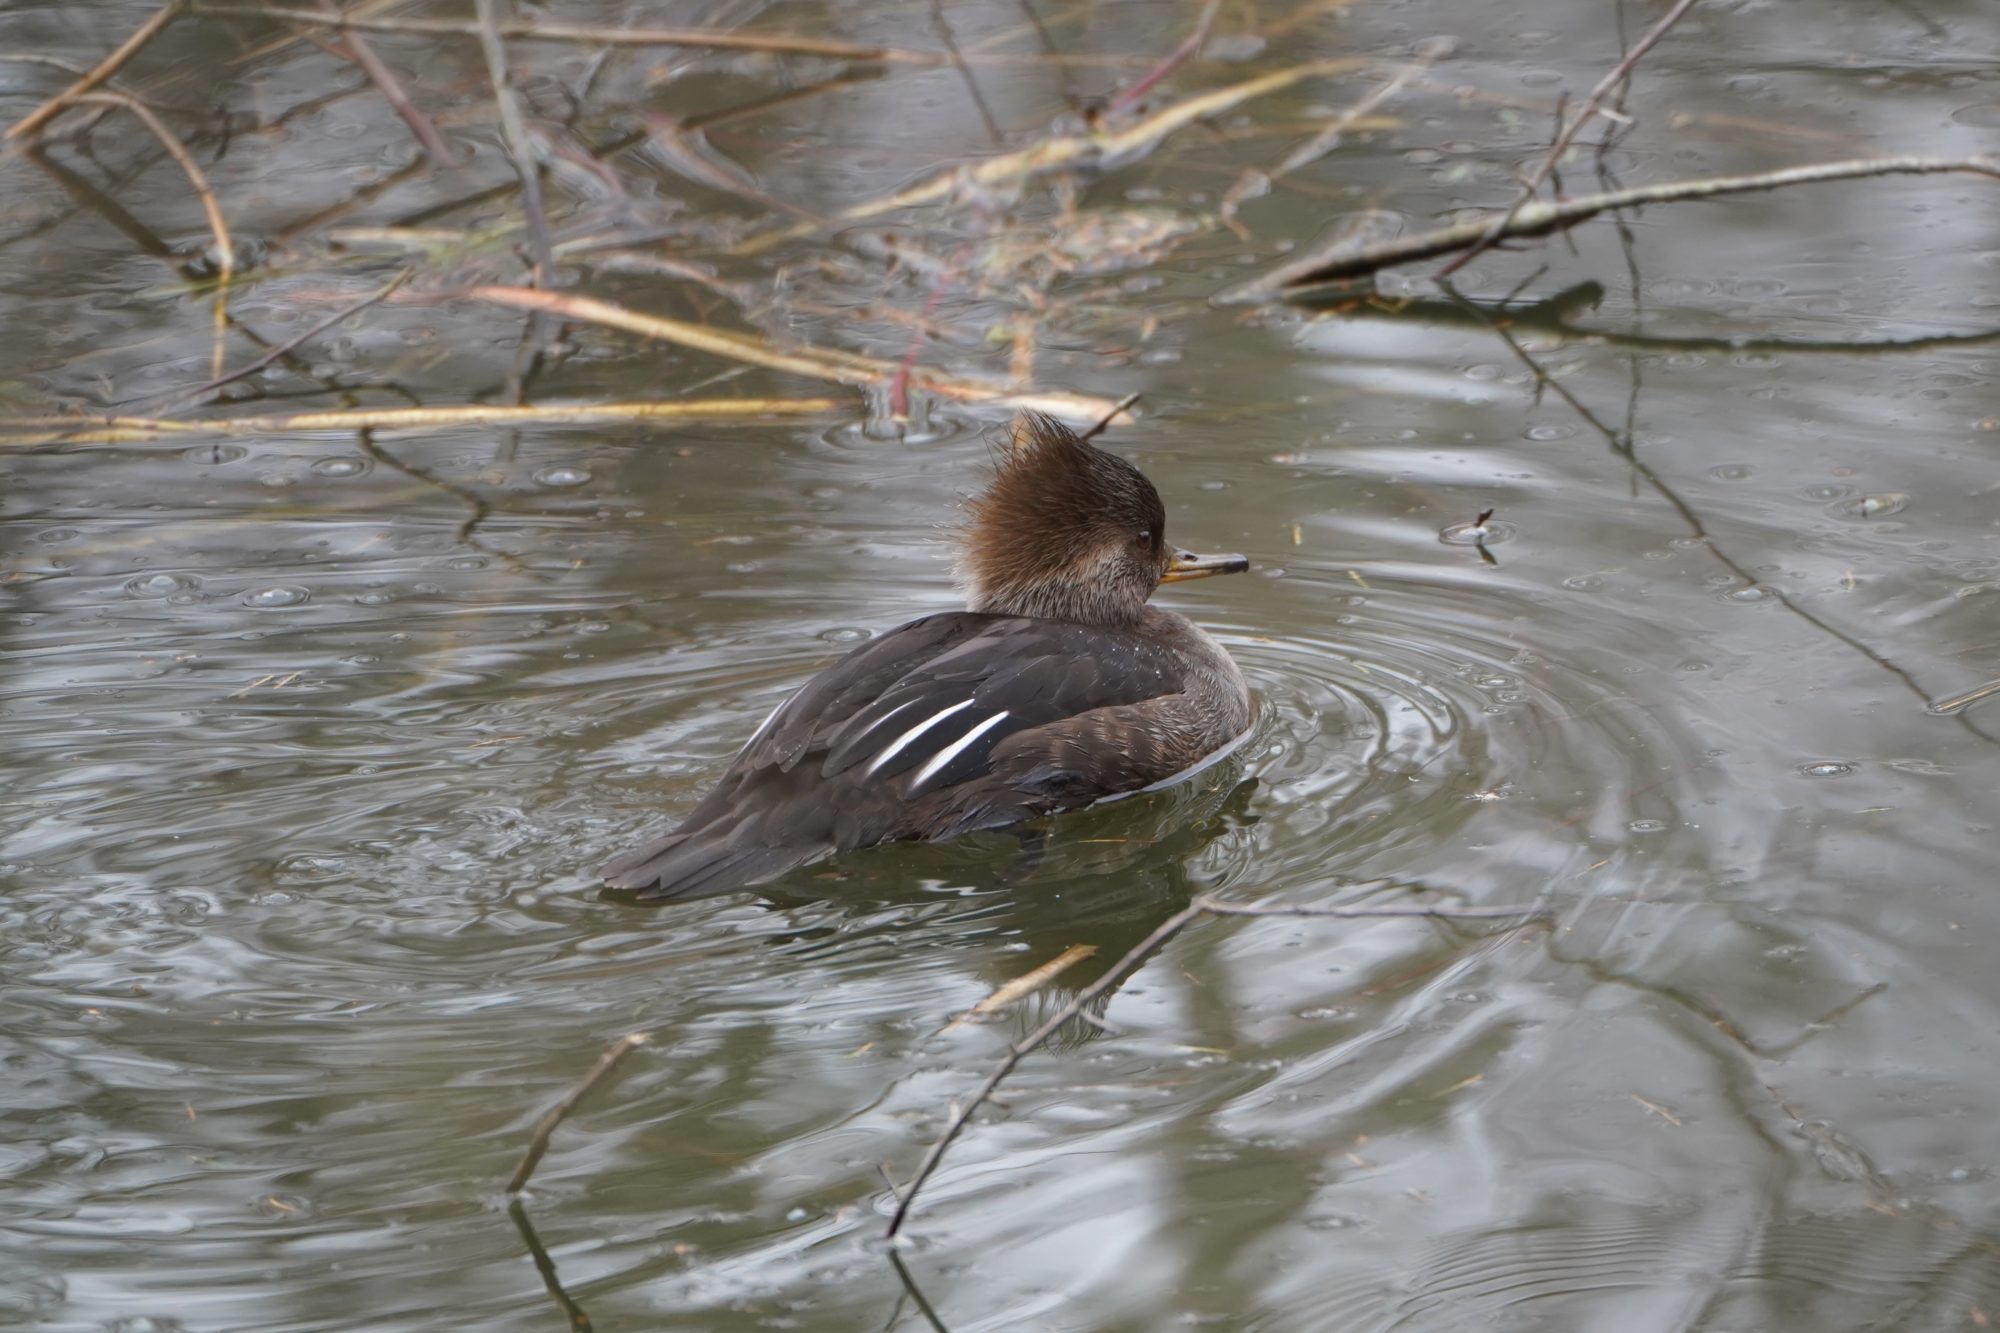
[603,413,1251,900]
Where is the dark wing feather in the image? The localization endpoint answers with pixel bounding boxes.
[602,612,1208,899]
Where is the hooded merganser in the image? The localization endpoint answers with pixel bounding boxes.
[602,413,1252,900]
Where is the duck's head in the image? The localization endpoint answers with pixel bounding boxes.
[959,414,1247,626]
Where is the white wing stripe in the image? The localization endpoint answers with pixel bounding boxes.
[864,699,975,776]
[909,710,1011,790]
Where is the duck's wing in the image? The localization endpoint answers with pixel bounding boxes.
[601,612,1205,900]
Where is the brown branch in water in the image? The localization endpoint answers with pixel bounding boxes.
[1233,155,2000,295]
[4,0,190,141]
[509,1032,649,1195]
[314,0,455,165]
[885,893,1549,1237]
[0,397,847,445]
[189,3,945,63]
[1439,0,1701,278]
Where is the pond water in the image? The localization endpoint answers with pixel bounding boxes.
[3,0,1998,1329]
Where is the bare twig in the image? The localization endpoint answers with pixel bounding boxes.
[1439,0,1700,277]
[508,1032,649,1195]
[945,943,1097,1031]
[1078,392,1142,443]
[0,397,846,445]
[4,0,189,141]
[1233,155,2000,294]
[885,893,1548,1236]
[315,0,455,164]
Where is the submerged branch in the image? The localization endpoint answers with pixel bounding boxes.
[730,57,1367,256]
[885,892,1549,1237]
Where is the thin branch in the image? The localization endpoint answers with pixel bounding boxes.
[4,0,189,141]
[1235,155,2000,294]
[315,0,455,165]
[1439,0,1700,277]
[155,268,412,408]
[886,893,1548,1237]
[931,0,1002,146]
[508,1032,649,1195]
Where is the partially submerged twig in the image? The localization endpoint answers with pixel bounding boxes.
[885,892,1549,1237]
[1230,155,2000,296]
[508,1031,649,1195]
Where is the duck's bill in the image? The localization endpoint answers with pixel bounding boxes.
[1162,548,1250,582]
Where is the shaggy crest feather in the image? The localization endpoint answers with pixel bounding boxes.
[958,414,1169,625]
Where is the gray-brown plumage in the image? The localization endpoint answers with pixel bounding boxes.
[602,414,1251,900]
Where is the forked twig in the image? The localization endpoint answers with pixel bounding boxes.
[1439,0,1701,277]
[885,893,1549,1237]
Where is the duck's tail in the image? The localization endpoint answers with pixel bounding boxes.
[600,829,824,901]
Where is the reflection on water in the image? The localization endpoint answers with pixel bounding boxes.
[6,0,2000,1329]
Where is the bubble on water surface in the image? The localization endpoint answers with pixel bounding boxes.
[1797,761,1855,778]
[312,456,369,478]
[242,586,310,608]
[532,465,592,488]
[124,573,198,598]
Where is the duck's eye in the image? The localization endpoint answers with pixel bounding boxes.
[1135,530,1153,549]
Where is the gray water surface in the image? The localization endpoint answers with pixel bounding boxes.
[3,0,1998,1329]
